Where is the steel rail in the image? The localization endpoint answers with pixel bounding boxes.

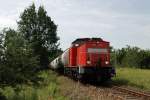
[112,86,150,99]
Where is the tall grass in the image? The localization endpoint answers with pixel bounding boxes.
[0,70,67,100]
[113,67,150,90]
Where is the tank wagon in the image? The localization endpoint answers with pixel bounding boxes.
[50,38,115,81]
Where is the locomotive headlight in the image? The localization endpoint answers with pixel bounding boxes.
[75,44,79,47]
[105,61,109,64]
[87,61,91,64]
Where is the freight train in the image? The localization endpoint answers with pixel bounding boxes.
[50,38,115,82]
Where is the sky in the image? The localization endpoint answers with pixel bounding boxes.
[0,0,150,50]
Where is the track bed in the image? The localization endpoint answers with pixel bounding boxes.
[56,74,150,100]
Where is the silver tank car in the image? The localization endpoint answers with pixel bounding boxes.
[50,56,62,70]
[61,49,69,66]
[50,49,69,70]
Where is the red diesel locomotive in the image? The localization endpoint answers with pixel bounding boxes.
[50,38,115,81]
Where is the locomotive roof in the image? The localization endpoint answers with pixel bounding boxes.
[72,38,103,44]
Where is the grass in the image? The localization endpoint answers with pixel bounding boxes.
[0,70,67,100]
[113,67,150,90]
[1,67,150,100]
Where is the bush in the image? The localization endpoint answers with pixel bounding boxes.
[111,45,150,69]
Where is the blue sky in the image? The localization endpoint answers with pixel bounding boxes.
[0,0,150,50]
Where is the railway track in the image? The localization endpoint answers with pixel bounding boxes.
[111,86,150,100]
[81,82,150,100]
[78,80,150,100]
[58,75,150,100]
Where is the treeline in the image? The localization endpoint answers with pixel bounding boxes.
[0,3,61,88]
[111,45,150,69]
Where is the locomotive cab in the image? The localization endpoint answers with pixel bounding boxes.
[75,38,116,81]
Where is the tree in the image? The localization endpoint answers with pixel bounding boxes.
[0,29,39,85]
[111,45,150,69]
[121,46,139,67]
[0,31,5,84]
[0,32,4,63]
[139,50,150,69]
[18,4,37,42]
[115,48,126,65]
[18,4,59,68]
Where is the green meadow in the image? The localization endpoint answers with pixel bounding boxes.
[113,67,150,90]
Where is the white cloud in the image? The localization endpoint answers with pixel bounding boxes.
[0,0,150,50]
[0,16,17,29]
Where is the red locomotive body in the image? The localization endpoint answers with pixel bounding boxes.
[76,39,110,67]
[50,38,115,81]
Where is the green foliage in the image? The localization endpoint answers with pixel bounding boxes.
[0,3,62,99]
[18,4,37,41]
[0,29,39,85]
[111,45,150,69]
[0,70,67,100]
[0,32,4,64]
[18,3,60,67]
